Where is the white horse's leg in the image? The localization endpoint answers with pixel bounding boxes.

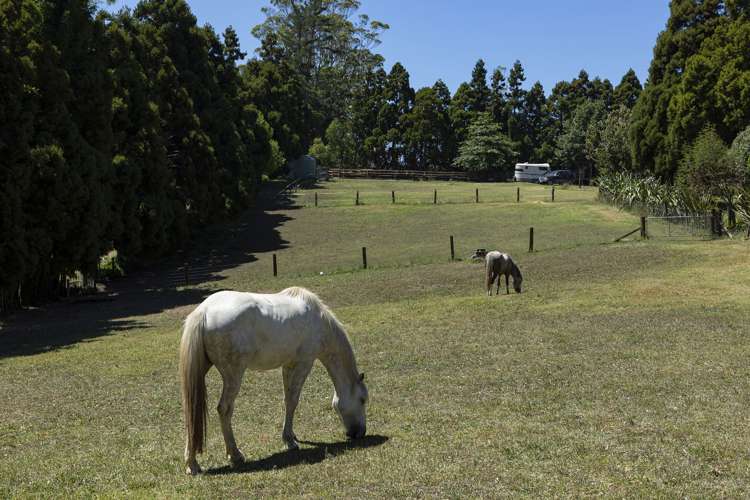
[505,273,510,294]
[281,359,314,450]
[496,272,500,295]
[217,366,246,467]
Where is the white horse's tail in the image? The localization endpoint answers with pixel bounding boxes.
[180,307,209,457]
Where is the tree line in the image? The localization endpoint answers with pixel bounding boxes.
[310,59,643,180]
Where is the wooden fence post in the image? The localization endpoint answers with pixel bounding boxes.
[273,254,278,277]
[392,190,395,204]
[475,188,479,203]
[355,190,359,206]
[434,189,437,204]
[450,235,455,260]
[314,192,318,207]
[362,247,367,269]
[529,227,534,252]
[711,209,721,236]
[640,217,647,239]
[551,187,555,202]
[517,187,520,203]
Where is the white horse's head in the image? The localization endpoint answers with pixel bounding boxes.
[332,372,368,439]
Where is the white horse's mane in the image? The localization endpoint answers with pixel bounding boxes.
[279,286,357,373]
[280,286,337,326]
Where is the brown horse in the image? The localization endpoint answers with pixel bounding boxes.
[485,251,523,295]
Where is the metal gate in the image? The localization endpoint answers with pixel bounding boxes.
[647,215,714,240]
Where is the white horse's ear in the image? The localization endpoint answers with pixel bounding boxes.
[359,372,365,382]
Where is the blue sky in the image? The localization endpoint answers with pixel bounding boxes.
[107,1,671,94]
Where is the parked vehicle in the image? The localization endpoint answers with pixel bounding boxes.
[538,169,574,185]
[514,163,551,182]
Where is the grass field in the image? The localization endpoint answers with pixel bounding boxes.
[2,179,750,497]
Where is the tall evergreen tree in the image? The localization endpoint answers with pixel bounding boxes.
[51,0,115,257]
[613,69,642,109]
[630,0,738,179]
[489,67,508,131]
[521,82,549,162]
[506,60,526,142]
[467,59,490,113]
[449,82,474,148]
[404,83,453,169]
[431,79,457,167]
[107,9,175,260]
[351,67,387,167]
[375,62,414,168]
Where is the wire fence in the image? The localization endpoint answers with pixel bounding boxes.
[292,185,589,208]
[647,215,714,240]
[598,188,717,240]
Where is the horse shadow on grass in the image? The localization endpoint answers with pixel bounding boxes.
[204,435,389,475]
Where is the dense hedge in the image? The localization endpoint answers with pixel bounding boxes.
[0,0,275,310]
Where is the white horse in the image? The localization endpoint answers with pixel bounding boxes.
[179,287,368,475]
[485,251,523,295]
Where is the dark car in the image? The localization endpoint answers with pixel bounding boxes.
[538,169,574,185]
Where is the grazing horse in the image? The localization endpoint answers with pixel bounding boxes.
[485,251,523,295]
[179,287,368,475]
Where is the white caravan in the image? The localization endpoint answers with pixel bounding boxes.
[514,162,551,182]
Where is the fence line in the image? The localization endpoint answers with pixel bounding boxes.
[329,168,474,181]
[295,188,566,207]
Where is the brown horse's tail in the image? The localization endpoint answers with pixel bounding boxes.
[180,307,209,456]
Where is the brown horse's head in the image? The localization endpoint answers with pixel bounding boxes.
[512,264,523,293]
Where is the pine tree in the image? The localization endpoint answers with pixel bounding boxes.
[135,0,222,231]
[376,62,414,168]
[489,67,508,131]
[351,67,387,167]
[506,60,526,142]
[449,82,474,149]
[613,69,642,109]
[521,82,549,162]
[432,79,457,167]
[403,83,453,169]
[468,59,490,113]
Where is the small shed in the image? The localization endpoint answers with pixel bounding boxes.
[287,155,318,180]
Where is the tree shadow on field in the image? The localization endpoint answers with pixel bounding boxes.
[0,287,209,359]
[204,435,389,475]
[0,182,300,359]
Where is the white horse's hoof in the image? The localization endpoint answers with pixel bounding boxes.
[229,451,245,467]
[284,437,300,450]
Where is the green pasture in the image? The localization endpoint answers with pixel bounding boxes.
[2,179,749,497]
